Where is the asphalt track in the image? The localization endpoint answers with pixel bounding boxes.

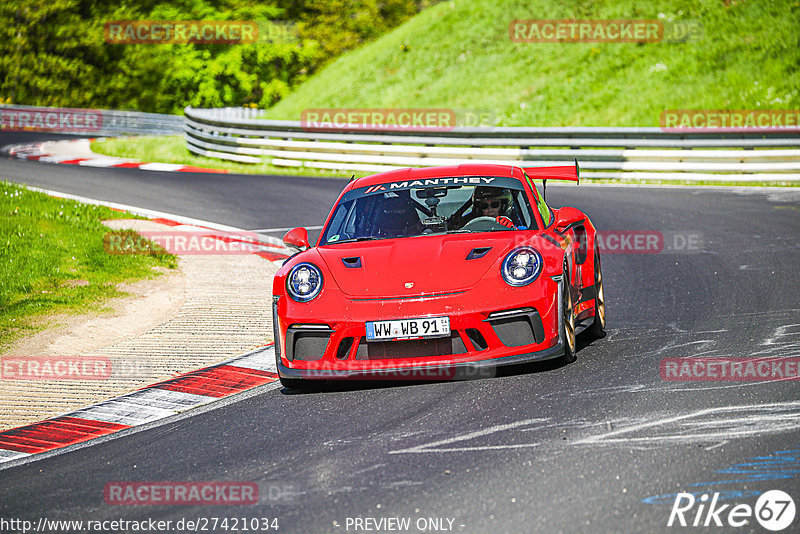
[2,132,800,533]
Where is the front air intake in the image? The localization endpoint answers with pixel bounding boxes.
[285,324,333,361]
[485,308,544,347]
[465,328,488,351]
[336,337,354,359]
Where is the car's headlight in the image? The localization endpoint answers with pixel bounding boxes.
[501,247,543,286]
[286,262,323,302]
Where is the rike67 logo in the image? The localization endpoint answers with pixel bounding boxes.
[668,490,795,531]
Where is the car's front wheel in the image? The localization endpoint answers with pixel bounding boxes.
[587,247,606,339]
[561,265,577,364]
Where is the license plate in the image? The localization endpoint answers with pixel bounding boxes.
[366,316,450,341]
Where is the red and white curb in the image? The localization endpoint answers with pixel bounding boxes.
[0,345,279,465]
[135,216,291,265]
[0,186,294,467]
[7,139,228,174]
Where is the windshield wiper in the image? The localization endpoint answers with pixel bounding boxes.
[331,236,379,244]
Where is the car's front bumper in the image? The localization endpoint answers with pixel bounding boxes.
[276,338,565,380]
[274,275,565,380]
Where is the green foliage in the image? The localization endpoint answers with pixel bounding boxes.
[287,0,420,59]
[0,0,102,105]
[0,0,424,113]
[6,0,796,124]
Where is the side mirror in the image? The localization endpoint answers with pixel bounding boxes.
[283,227,310,251]
[554,207,584,230]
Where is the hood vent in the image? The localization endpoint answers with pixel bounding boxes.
[466,247,492,260]
[342,256,362,268]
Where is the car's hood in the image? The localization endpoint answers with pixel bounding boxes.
[316,234,519,297]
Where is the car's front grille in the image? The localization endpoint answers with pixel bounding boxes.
[355,332,467,360]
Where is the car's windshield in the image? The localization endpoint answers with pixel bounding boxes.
[321,178,536,244]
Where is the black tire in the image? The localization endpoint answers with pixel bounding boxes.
[561,265,577,364]
[588,247,606,339]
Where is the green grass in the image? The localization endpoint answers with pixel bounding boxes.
[0,182,177,350]
[262,0,800,126]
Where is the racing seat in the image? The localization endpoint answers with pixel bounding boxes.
[372,192,423,238]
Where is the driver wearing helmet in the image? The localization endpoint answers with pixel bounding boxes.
[449,186,517,229]
[472,187,510,218]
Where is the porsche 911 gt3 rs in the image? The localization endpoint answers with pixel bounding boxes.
[272,163,605,388]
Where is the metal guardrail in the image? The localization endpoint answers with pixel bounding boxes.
[0,105,183,137]
[184,106,800,181]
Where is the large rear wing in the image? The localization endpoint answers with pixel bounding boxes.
[522,160,580,183]
[522,160,579,201]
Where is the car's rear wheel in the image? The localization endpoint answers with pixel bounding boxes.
[561,264,577,363]
[588,247,606,339]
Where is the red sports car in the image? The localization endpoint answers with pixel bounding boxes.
[272,163,605,388]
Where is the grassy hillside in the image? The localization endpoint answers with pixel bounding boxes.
[262,0,800,126]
